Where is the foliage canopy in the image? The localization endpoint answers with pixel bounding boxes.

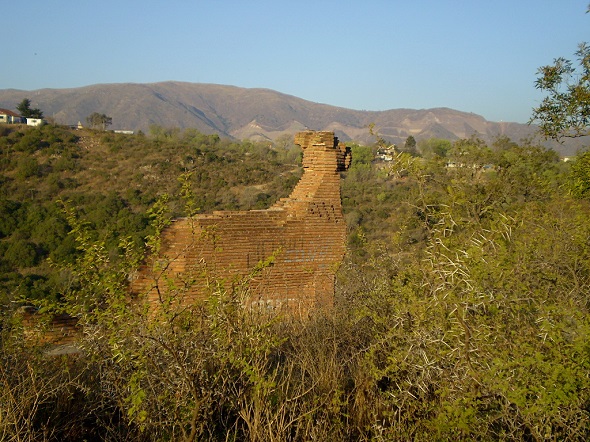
[86,112,113,130]
[531,37,590,140]
[16,98,44,119]
[1,125,590,440]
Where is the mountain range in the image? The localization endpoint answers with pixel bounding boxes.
[0,81,585,155]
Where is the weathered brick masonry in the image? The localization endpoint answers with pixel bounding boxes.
[19,306,81,349]
[20,131,349,347]
[131,131,351,314]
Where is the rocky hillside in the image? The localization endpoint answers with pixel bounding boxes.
[0,81,585,155]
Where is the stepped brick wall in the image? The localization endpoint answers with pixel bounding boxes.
[131,131,351,315]
[19,131,350,348]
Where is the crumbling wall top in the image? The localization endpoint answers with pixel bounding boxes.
[294,131,337,149]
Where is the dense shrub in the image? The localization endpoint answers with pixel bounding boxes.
[2,127,590,440]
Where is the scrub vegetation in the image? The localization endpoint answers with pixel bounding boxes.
[2,37,590,439]
[0,122,589,441]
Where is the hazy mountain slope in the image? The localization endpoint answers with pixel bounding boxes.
[0,81,585,155]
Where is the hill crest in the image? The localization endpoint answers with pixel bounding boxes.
[0,81,584,155]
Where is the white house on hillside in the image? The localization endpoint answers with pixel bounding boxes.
[0,108,24,124]
[26,117,45,126]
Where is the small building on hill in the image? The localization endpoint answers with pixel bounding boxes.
[0,108,24,124]
[26,117,45,127]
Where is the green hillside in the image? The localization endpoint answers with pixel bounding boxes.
[1,123,590,440]
[0,124,302,303]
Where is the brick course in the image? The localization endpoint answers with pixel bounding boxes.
[131,131,351,315]
[19,306,81,347]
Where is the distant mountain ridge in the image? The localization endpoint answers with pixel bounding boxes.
[0,81,585,155]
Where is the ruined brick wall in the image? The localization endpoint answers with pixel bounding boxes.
[131,131,351,315]
[18,306,81,347]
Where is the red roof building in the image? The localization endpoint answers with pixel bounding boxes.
[0,108,24,124]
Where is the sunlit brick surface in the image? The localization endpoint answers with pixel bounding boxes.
[131,131,351,315]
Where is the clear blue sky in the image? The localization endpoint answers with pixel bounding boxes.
[2,0,588,123]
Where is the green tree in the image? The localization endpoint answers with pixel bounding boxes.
[16,98,44,119]
[16,156,40,179]
[569,150,590,198]
[403,135,417,155]
[530,5,589,140]
[4,238,38,268]
[530,6,590,199]
[447,136,492,169]
[418,137,451,158]
[350,143,374,166]
[86,112,113,130]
